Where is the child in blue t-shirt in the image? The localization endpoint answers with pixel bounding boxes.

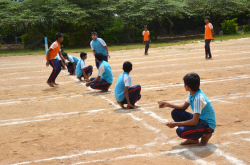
[114,61,141,109]
[62,53,79,75]
[86,52,113,91]
[158,73,216,146]
[55,49,66,69]
[75,52,93,81]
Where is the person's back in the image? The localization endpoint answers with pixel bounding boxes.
[115,72,132,102]
[99,60,113,84]
[187,89,216,130]
[75,59,84,77]
[69,55,79,64]
[114,61,141,109]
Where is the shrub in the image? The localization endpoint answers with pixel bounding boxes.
[243,25,250,32]
[221,18,238,35]
[0,43,1,49]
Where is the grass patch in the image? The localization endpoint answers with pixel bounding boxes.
[0,32,249,57]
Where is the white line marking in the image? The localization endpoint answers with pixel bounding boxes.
[0,108,113,126]
[215,148,246,165]
[72,153,155,165]
[12,145,137,165]
[143,75,250,90]
[232,131,250,135]
[110,51,250,66]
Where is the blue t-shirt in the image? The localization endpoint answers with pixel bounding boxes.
[98,61,113,84]
[114,72,132,102]
[90,38,107,56]
[75,59,85,77]
[186,89,216,130]
[68,55,79,64]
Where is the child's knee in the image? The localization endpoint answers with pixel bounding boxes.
[176,127,185,138]
[171,109,179,118]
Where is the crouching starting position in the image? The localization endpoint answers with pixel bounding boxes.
[158,73,216,146]
[86,52,113,91]
[114,61,141,109]
[75,52,93,81]
[62,53,79,75]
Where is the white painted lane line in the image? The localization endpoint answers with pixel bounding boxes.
[143,75,250,90]
[0,108,113,126]
[232,131,250,135]
[72,153,155,165]
[110,51,250,66]
[11,145,137,165]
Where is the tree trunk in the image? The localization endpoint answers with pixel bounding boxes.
[151,20,157,40]
[213,15,219,35]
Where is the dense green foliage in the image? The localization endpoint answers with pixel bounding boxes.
[221,18,238,34]
[0,0,250,48]
[243,25,250,31]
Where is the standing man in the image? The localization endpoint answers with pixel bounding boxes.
[204,16,214,59]
[90,32,110,68]
[142,25,151,55]
[46,32,63,87]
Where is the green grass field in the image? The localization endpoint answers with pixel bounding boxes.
[0,32,250,57]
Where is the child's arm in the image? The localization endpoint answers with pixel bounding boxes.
[46,48,52,66]
[124,86,134,109]
[92,50,95,57]
[60,60,66,69]
[158,101,189,111]
[86,76,101,87]
[73,63,76,74]
[104,46,110,58]
[166,113,200,128]
[81,68,88,80]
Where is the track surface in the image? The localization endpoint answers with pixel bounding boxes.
[0,38,250,165]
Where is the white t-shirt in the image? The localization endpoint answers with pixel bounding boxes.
[186,93,207,114]
[124,74,132,87]
[205,23,213,29]
[68,56,74,63]
[80,60,85,69]
[98,63,105,76]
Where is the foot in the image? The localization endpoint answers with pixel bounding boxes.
[77,77,82,81]
[47,82,54,87]
[197,134,212,146]
[52,82,59,85]
[180,139,199,145]
[101,89,108,92]
[117,102,126,109]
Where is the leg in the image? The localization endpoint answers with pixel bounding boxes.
[84,65,93,81]
[67,62,74,74]
[47,59,58,87]
[171,109,194,122]
[145,41,149,54]
[52,60,61,84]
[176,119,214,145]
[90,78,111,91]
[207,40,212,58]
[127,85,141,106]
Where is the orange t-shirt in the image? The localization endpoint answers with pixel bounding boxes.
[142,30,150,41]
[205,23,213,40]
[46,41,61,60]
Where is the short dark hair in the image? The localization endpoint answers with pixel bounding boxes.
[55,32,63,40]
[80,52,87,59]
[183,73,200,91]
[204,16,210,20]
[62,52,67,57]
[95,52,103,61]
[123,61,132,72]
[91,32,98,36]
[61,49,64,52]
[144,25,147,28]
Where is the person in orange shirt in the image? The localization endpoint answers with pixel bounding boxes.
[46,32,64,87]
[204,16,214,59]
[142,25,151,55]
